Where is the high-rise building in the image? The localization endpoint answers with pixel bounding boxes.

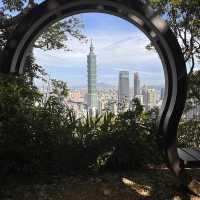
[141,85,148,110]
[87,40,98,112]
[147,88,157,109]
[118,71,129,111]
[134,72,140,97]
[141,85,148,105]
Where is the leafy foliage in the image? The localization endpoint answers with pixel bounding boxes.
[0,0,86,51]
[1,0,28,12]
[148,1,200,148]
[149,0,200,73]
[0,75,163,175]
[177,70,200,148]
[51,79,69,98]
[178,120,200,148]
[187,71,200,102]
[35,17,86,51]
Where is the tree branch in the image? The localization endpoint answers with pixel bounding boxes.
[189,55,195,75]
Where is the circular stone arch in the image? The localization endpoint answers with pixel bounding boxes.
[0,0,187,176]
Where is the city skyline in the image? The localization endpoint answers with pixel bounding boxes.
[63,67,164,116]
[37,41,164,116]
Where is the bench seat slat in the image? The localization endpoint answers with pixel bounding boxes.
[182,148,200,160]
[178,148,198,162]
[178,148,200,168]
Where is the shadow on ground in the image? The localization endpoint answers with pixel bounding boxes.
[0,169,199,200]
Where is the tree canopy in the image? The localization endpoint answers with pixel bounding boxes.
[149,0,200,74]
[0,0,86,51]
[0,0,87,89]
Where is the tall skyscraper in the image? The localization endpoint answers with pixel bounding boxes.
[118,71,129,111]
[134,72,140,97]
[87,40,98,111]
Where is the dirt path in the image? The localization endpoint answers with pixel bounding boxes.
[1,170,200,200]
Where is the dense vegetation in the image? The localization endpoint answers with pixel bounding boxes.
[0,72,198,176]
[0,75,163,175]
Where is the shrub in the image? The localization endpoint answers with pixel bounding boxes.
[178,120,200,148]
[0,75,163,175]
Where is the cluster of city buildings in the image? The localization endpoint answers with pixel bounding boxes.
[39,41,200,120]
[65,41,164,117]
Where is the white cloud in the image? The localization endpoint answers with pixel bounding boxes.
[34,31,161,69]
[33,13,164,86]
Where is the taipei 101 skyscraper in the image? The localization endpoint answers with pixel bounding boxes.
[87,40,98,111]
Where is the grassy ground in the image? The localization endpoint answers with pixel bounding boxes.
[1,169,200,200]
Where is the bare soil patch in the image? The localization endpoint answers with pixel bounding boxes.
[1,169,200,200]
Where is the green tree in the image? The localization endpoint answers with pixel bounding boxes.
[149,0,200,74]
[0,0,86,84]
[178,120,200,148]
[184,70,200,107]
[50,79,69,104]
[149,1,200,148]
[0,0,86,51]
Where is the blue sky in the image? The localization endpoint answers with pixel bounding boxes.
[0,0,165,88]
[34,13,164,87]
